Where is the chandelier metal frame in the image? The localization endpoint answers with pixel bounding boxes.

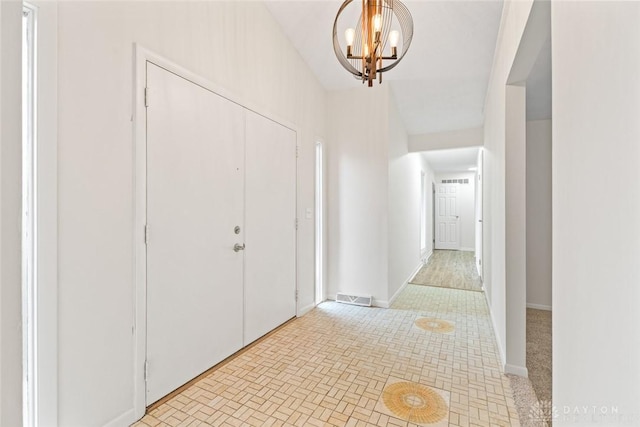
[333,0,413,86]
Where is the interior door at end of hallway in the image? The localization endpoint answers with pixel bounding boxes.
[145,62,245,404]
[244,111,297,346]
[435,183,460,250]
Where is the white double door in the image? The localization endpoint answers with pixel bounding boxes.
[435,183,460,250]
[145,63,296,404]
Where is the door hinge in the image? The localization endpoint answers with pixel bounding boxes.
[144,360,149,380]
[295,290,298,301]
[295,218,298,230]
[144,87,150,108]
[144,224,149,245]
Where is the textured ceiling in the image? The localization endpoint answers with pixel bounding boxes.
[265,0,504,135]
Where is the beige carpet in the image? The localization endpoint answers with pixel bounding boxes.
[509,308,553,426]
[527,308,552,404]
[508,374,546,427]
[410,250,483,292]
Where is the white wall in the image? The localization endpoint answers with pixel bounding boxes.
[504,84,527,376]
[434,172,476,251]
[388,95,435,304]
[53,2,326,425]
[35,2,60,423]
[1,1,23,425]
[553,2,640,422]
[326,86,389,306]
[482,0,535,370]
[526,119,551,310]
[327,87,437,308]
[409,127,483,152]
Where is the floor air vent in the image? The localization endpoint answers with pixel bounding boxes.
[335,293,372,307]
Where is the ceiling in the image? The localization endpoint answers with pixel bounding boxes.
[265,1,551,173]
[265,0,504,135]
[422,147,479,173]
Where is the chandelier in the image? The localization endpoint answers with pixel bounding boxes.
[333,0,413,87]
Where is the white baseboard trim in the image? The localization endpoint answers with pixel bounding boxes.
[526,303,552,311]
[460,247,475,252]
[382,285,405,308]
[326,293,385,308]
[329,261,424,310]
[104,408,136,427]
[484,290,506,369]
[373,299,390,308]
[505,363,529,378]
[297,303,316,317]
[386,262,424,307]
[421,250,433,263]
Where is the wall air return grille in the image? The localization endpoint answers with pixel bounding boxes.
[335,293,372,307]
[441,179,469,184]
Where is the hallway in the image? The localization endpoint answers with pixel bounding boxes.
[410,251,483,292]
[135,285,520,427]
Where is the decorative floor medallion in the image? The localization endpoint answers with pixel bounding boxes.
[375,377,450,426]
[414,317,455,334]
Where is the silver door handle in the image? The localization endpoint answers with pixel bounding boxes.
[233,243,245,252]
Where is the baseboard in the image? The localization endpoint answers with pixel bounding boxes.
[104,408,136,427]
[526,303,552,311]
[382,284,405,308]
[505,363,529,378]
[373,299,389,308]
[386,262,424,307]
[326,293,384,308]
[460,247,475,252]
[297,302,316,317]
[328,261,424,310]
[421,249,433,263]
[484,290,506,369]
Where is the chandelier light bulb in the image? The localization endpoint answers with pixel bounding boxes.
[345,28,355,46]
[389,30,400,48]
[373,14,383,32]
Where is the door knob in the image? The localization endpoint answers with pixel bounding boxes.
[233,243,245,252]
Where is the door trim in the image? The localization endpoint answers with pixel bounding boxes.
[132,45,300,419]
[434,183,461,250]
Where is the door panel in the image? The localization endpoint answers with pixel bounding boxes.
[244,112,297,345]
[146,63,244,404]
[435,184,460,250]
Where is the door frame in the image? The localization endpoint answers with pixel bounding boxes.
[132,45,300,418]
[476,149,484,280]
[434,183,461,250]
[432,182,436,251]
